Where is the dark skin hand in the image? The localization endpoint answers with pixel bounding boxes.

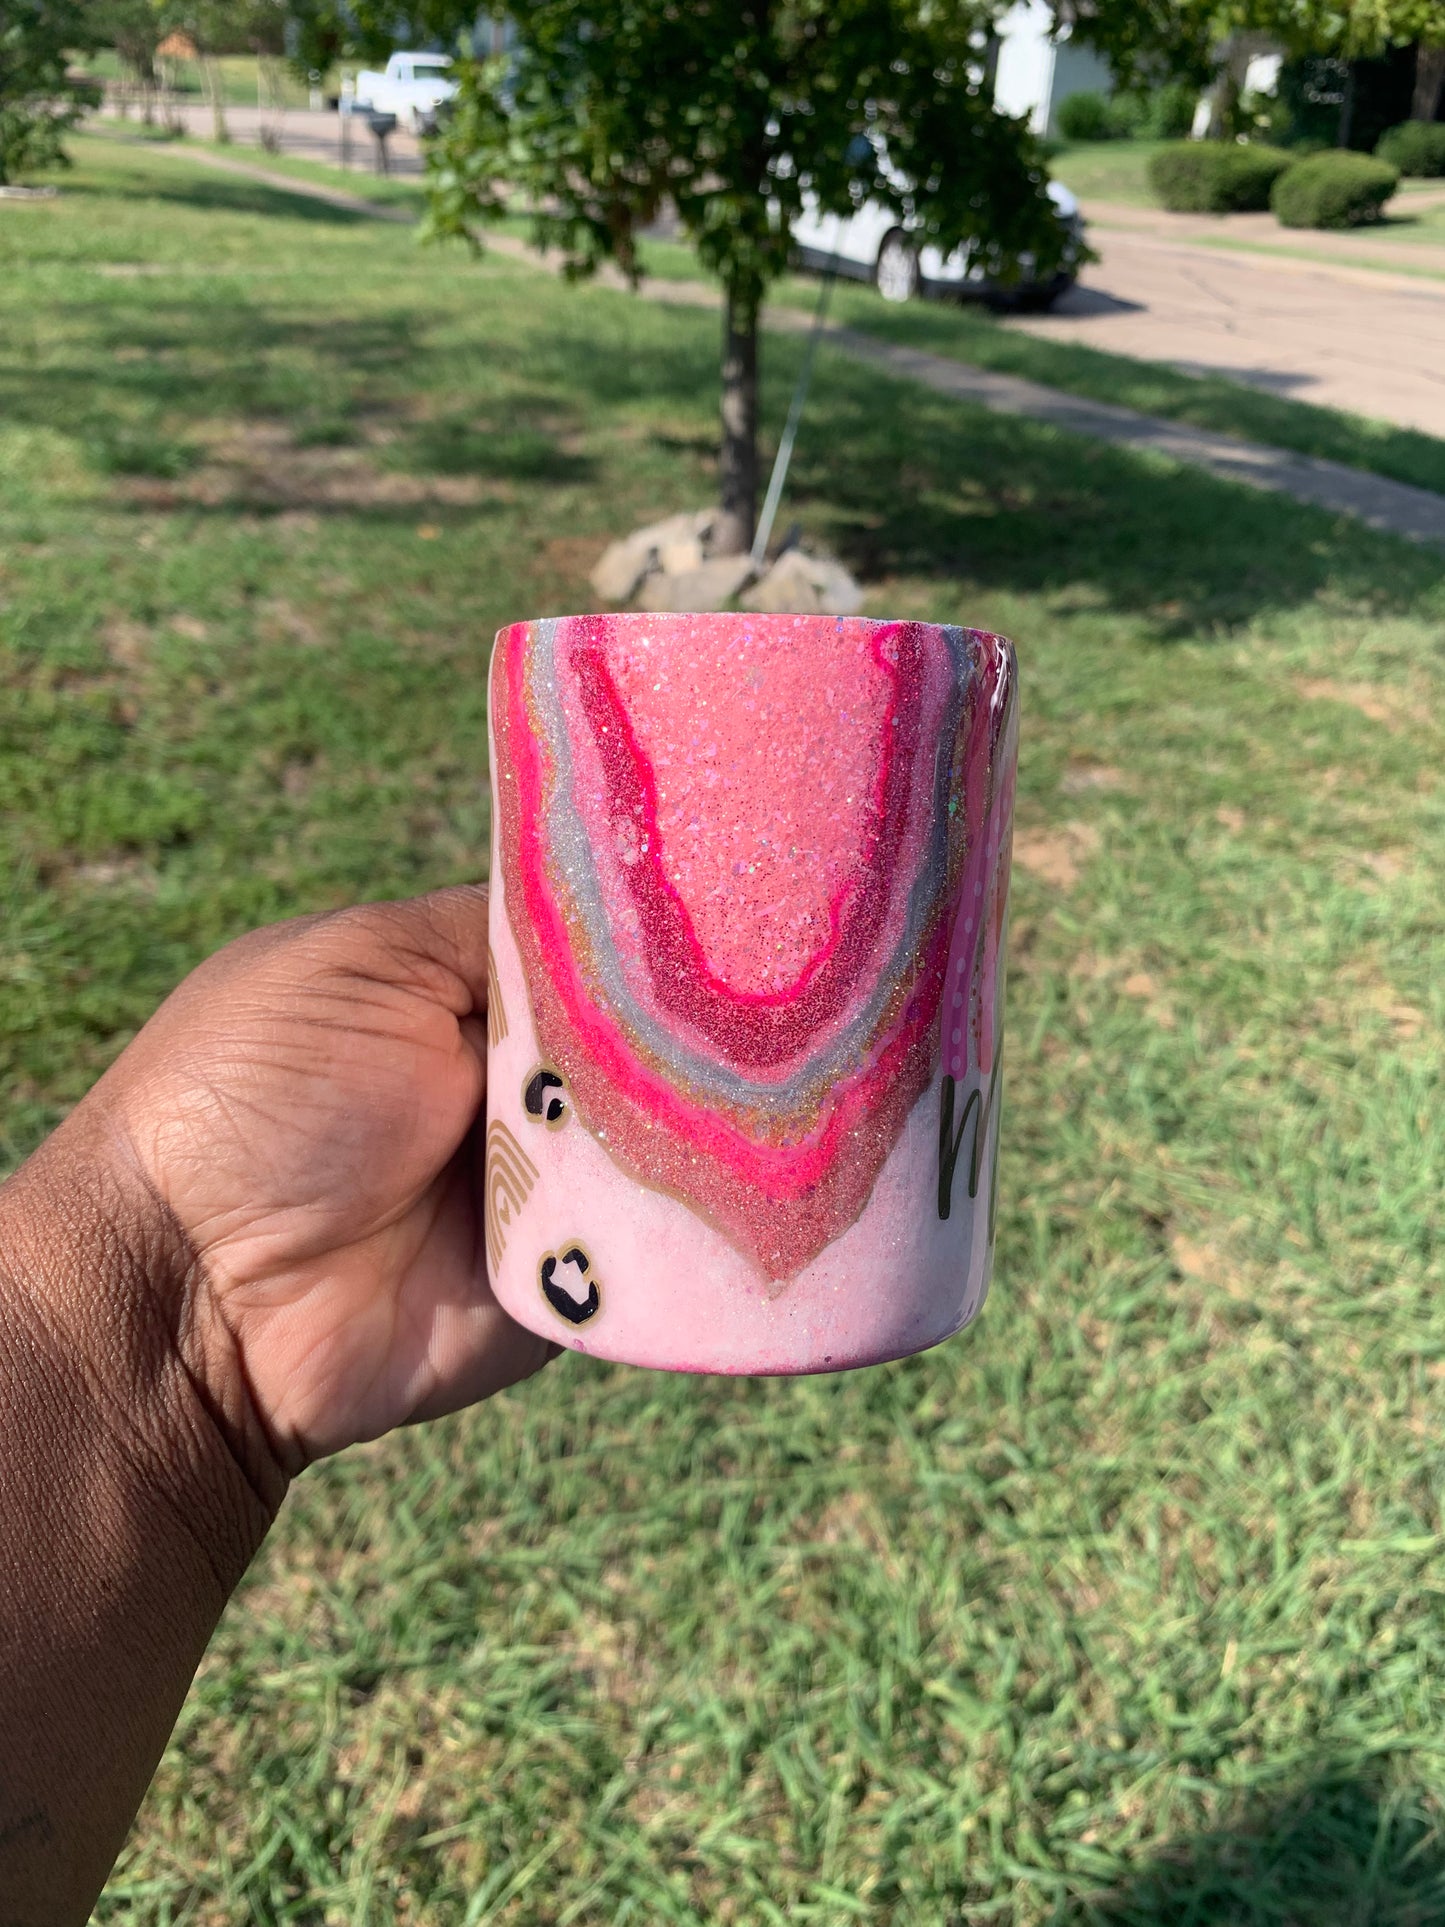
[0,887,553,1923]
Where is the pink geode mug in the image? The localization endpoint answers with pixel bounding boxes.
[483,611,1017,1375]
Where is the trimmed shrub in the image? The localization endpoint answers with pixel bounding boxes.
[1148,141,1294,212]
[1376,120,1445,177]
[1057,85,1198,143]
[1103,93,1147,138]
[1056,91,1113,141]
[1138,82,1201,140]
[1271,150,1399,227]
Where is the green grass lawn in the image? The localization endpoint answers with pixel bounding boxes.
[1047,140,1172,208]
[1045,140,1445,277]
[1047,139,1445,230]
[1180,231,1445,283]
[5,138,1445,1926]
[152,129,431,213]
[1392,184,1445,234]
[105,128,1445,500]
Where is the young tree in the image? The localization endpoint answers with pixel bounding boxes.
[1067,0,1335,136]
[1070,0,1445,139]
[280,0,348,82]
[1358,0,1445,121]
[1414,41,1445,118]
[280,0,501,73]
[90,0,165,119]
[154,0,264,141]
[424,1,1069,554]
[0,0,98,185]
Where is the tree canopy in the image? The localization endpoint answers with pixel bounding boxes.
[0,0,98,185]
[279,0,497,73]
[423,0,1071,549]
[1068,0,1445,81]
[428,1,1068,304]
[87,1,164,87]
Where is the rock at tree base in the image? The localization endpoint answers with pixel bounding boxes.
[589,508,716,604]
[637,553,757,612]
[591,511,863,615]
[742,548,863,616]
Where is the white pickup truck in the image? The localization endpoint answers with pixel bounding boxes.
[353,52,458,132]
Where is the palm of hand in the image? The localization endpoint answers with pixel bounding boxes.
[97,892,550,1469]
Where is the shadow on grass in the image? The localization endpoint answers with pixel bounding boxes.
[77,163,377,227]
[787,352,1444,637]
[5,189,1442,637]
[1064,1768,1445,1926]
[10,308,426,396]
[391,414,594,484]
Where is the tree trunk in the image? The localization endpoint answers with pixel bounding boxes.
[1205,31,1273,140]
[716,283,759,557]
[201,53,229,144]
[1204,69,1239,140]
[1206,32,1244,138]
[259,56,285,152]
[1338,61,1356,148]
[1413,43,1445,123]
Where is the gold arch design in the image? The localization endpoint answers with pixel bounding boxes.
[487,945,508,1048]
[484,1119,537,1275]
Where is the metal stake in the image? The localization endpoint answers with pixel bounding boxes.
[751,243,839,571]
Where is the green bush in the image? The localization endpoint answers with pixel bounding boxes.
[1375,120,1445,177]
[1138,81,1200,140]
[1056,91,1114,141]
[1271,150,1399,227]
[1102,93,1147,138]
[1148,141,1294,212]
[1057,85,1197,143]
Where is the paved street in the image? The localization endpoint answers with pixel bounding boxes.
[1016,210,1445,438]
[106,100,428,176]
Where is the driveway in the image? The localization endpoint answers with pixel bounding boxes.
[1017,214,1445,438]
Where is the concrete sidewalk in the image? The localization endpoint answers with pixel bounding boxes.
[121,137,1445,549]
[820,327,1445,545]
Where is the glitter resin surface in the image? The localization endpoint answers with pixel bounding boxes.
[486,611,1017,1375]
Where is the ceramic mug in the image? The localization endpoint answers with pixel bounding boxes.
[483,611,1017,1375]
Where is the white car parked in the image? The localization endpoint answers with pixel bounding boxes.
[791,178,1085,311]
[354,52,458,133]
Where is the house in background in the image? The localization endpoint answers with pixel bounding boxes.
[990,0,1115,136]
